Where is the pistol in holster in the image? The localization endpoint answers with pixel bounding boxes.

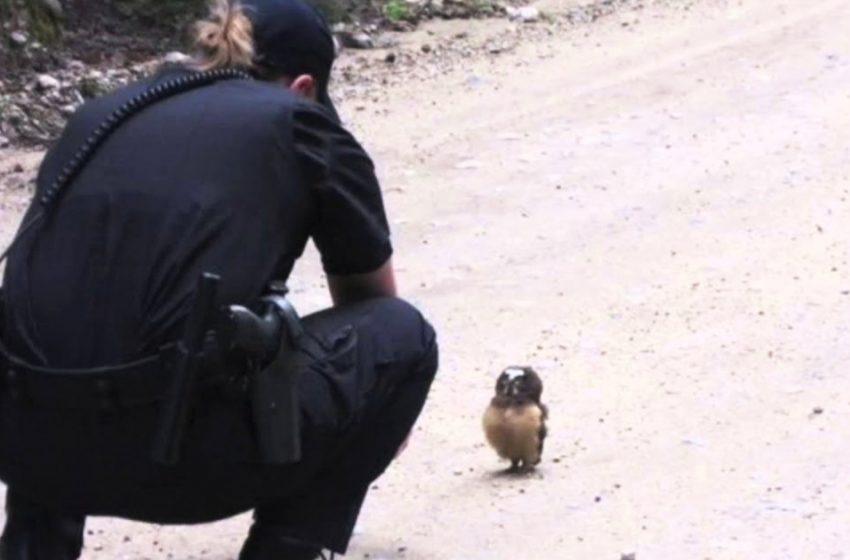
[154,274,305,466]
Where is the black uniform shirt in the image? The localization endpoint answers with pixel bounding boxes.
[1,72,392,367]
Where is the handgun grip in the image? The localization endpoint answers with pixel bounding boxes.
[225,305,282,361]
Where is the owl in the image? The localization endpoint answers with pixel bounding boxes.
[482,366,548,471]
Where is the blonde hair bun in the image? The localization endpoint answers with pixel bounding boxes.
[193,0,255,71]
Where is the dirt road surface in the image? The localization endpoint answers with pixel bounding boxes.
[1,0,849,557]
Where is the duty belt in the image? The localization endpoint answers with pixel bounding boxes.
[0,274,306,467]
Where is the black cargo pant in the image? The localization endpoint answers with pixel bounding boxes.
[0,297,438,558]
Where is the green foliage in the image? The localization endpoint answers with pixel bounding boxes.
[27,3,61,44]
[382,0,409,22]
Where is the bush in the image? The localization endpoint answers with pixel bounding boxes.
[382,0,408,22]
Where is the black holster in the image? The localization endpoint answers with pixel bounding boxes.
[244,293,305,465]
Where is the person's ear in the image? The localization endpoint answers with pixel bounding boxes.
[289,74,317,100]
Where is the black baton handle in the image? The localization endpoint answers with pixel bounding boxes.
[153,272,221,465]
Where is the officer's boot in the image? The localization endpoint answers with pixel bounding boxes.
[239,523,332,560]
[0,490,85,560]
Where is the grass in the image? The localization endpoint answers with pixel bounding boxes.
[383,0,410,22]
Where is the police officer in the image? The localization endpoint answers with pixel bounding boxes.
[0,0,438,558]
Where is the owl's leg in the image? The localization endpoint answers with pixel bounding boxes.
[516,460,537,473]
[508,460,521,473]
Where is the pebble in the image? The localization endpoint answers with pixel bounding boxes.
[507,6,541,23]
[518,7,541,23]
[163,51,191,65]
[9,31,28,48]
[35,74,61,91]
[337,31,375,49]
[621,554,636,560]
[3,175,28,190]
[40,0,64,18]
[0,136,9,149]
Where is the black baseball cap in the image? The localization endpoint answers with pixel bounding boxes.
[240,0,340,121]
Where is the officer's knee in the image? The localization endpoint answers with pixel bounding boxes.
[370,297,438,383]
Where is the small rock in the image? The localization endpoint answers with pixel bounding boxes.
[35,74,61,91]
[67,59,86,72]
[336,31,374,50]
[163,51,190,65]
[507,5,540,22]
[4,105,25,125]
[384,52,397,64]
[421,44,432,53]
[3,174,28,190]
[9,31,28,48]
[620,553,636,560]
[516,6,541,23]
[812,407,824,415]
[0,135,9,149]
[40,0,64,19]
[60,104,77,117]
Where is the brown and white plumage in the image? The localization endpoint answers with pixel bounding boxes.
[482,366,548,471]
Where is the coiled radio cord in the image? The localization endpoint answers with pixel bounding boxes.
[0,67,252,264]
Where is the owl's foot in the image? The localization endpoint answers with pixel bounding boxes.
[511,460,538,475]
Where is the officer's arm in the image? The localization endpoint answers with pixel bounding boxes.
[292,100,395,304]
[327,258,397,306]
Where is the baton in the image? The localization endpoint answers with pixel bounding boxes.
[152,272,220,465]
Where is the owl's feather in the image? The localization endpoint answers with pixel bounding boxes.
[482,402,545,466]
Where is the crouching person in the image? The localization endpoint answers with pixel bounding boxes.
[0,1,438,558]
